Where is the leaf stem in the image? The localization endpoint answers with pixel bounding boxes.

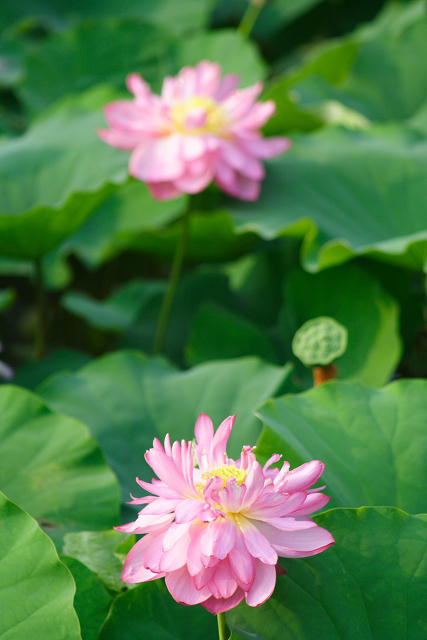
[217,612,229,640]
[153,204,191,355]
[33,258,46,361]
[237,1,263,38]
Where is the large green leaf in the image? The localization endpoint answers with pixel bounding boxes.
[38,351,291,504]
[0,491,81,640]
[293,0,427,123]
[0,87,128,259]
[228,507,427,640]
[61,281,166,333]
[227,123,427,272]
[19,19,177,114]
[58,180,187,268]
[0,0,214,34]
[264,0,427,134]
[279,261,401,387]
[0,384,120,544]
[172,29,265,86]
[63,530,132,593]
[256,379,427,514]
[186,301,279,366]
[19,20,265,116]
[98,579,217,640]
[60,555,112,640]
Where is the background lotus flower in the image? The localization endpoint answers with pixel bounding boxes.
[98,61,291,201]
[116,414,334,614]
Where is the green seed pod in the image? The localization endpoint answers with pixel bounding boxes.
[292,316,348,367]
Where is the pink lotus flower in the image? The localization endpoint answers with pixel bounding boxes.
[116,414,334,614]
[98,61,291,201]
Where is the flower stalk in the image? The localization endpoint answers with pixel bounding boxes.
[33,258,47,361]
[153,204,191,354]
[217,612,229,640]
[237,1,264,39]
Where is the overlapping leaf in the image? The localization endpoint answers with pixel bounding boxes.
[0,384,120,544]
[228,507,427,640]
[98,579,217,640]
[38,351,292,504]
[256,379,427,513]
[0,491,81,640]
[0,0,214,34]
[0,87,128,259]
[227,123,427,272]
[60,556,112,640]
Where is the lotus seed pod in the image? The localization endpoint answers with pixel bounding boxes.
[292,316,348,367]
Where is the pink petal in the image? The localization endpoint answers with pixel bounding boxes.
[97,127,145,151]
[280,461,325,493]
[121,532,166,583]
[217,478,246,513]
[166,566,211,605]
[159,530,190,572]
[228,528,255,588]
[262,516,317,531]
[244,491,307,519]
[129,135,184,183]
[240,462,265,510]
[291,493,331,516]
[177,66,198,100]
[146,180,183,200]
[173,166,214,194]
[136,478,182,499]
[237,101,276,129]
[215,74,240,101]
[263,454,282,472]
[222,83,263,121]
[194,566,215,590]
[201,517,236,560]
[255,521,335,557]
[103,101,152,132]
[187,521,207,576]
[245,559,276,607]
[144,448,195,498]
[201,587,245,614]
[242,135,292,158]
[138,497,181,515]
[218,140,265,180]
[127,73,152,100]
[161,76,181,103]
[181,135,207,161]
[195,61,222,97]
[215,168,260,201]
[175,499,205,524]
[211,415,235,466]
[237,515,278,565]
[143,531,167,573]
[115,512,174,534]
[194,413,214,469]
[163,522,192,552]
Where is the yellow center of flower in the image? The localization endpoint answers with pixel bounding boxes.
[195,464,247,496]
[170,96,228,135]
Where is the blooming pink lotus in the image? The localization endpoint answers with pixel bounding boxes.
[98,61,291,201]
[116,414,334,614]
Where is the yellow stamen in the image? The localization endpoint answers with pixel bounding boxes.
[170,96,228,135]
[195,464,247,496]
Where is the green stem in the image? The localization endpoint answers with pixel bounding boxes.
[237,1,263,38]
[33,258,46,361]
[153,205,191,355]
[217,612,229,640]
